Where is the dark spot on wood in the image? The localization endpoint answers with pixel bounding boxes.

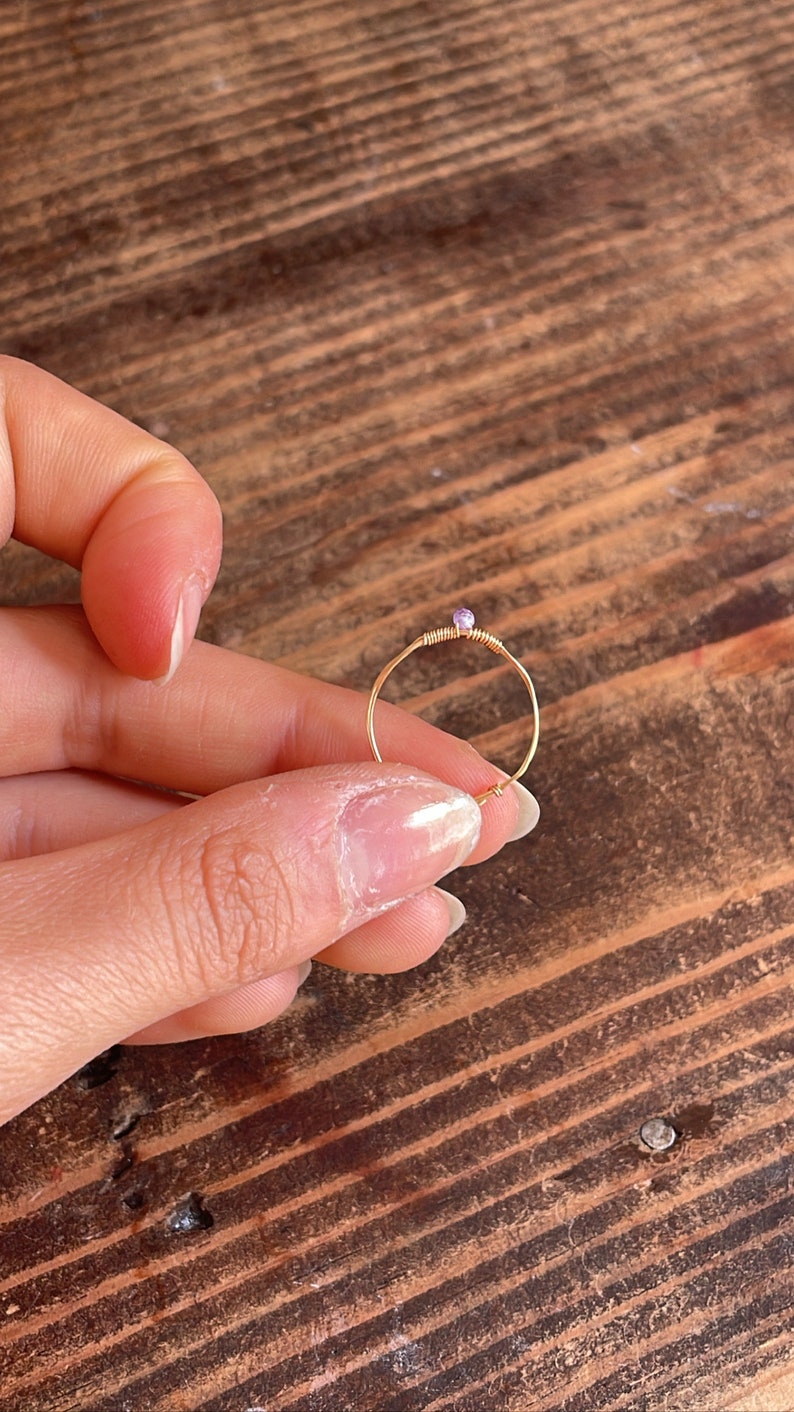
[73,1047,122,1090]
[673,1101,717,1141]
[110,1111,141,1141]
[166,1193,215,1235]
[711,419,741,438]
[121,1189,146,1212]
[108,1144,135,1182]
[752,72,794,132]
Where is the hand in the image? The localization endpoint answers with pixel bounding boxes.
[0,358,539,1125]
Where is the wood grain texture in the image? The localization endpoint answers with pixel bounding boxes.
[1,0,793,1407]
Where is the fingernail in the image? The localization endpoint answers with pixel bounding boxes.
[156,577,205,685]
[507,781,540,842]
[297,959,312,986]
[436,888,467,937]
[338,780,482,917]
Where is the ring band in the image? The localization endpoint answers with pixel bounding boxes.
[366,608,540,805]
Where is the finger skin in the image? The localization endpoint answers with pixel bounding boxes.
[128,885,455,1042]
[0,605,528,865]
[0,356,222,678]
[0,770,185,861]
[0,771,472,972]
[128,885,459,1043]
[0,770,467,1044]
[0,765,480,1122]
[314,885,456,972]
[124,967,306,1045]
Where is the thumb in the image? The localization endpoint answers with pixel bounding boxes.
[1,356,222,680]
[0,765,482,1123]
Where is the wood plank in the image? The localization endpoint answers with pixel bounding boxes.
[0,0,792,1406]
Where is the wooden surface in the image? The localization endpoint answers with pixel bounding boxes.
[1,1,794,1408]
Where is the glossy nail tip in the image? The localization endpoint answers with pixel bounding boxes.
[155,578,205,686]
[507,781,540,842]
[437,888,467,937]
[338,779,482,915]
[154,594,185,686]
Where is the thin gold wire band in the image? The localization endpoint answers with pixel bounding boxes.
[366,611,540,806]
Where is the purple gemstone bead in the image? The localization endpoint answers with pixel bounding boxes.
[452,607,476,631]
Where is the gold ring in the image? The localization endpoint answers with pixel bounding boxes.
[366,607,540,806]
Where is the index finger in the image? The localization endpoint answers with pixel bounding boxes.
[0,606,538,864]
[0,356,222,679]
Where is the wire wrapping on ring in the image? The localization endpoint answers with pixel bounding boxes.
[366,622,540,805]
